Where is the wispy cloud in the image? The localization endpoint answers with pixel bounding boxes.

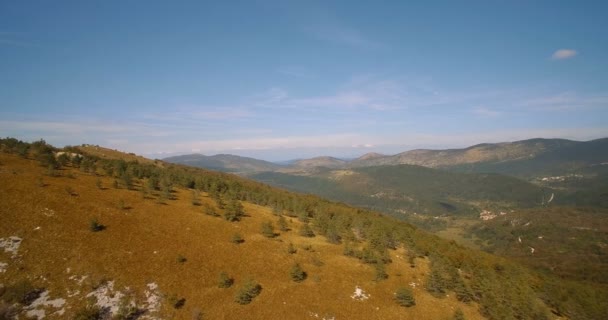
[0,31,40,48]
[551,49,578,60]
[305,24,383,49]
[276,66,315,78]
[521,92,608,110]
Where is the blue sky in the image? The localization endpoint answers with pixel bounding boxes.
[1,1,607,160]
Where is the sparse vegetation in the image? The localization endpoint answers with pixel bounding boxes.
[218,272,234,288]
[289,263,307,282]
[89,218,106,232]
[287,242,297,254]
[224,199,245,222]
[298,223,315,237]
[73,305,103,320]
[260,220,276,238]
[1,138,606,320]
[231,233,244,244]
[395,286,416,307]
[234,279,262,305]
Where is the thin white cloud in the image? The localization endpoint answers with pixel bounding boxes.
[276,66,315,78]
[551,49,578,60]
[471,106,502,117]
[305,24,383,49]
[521,92,608,111]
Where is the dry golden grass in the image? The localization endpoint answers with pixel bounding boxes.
[0,153,484,319]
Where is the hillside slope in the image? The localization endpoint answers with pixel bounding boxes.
[163,153,283,173]
[1,138,607,319]
[349,138,579,168]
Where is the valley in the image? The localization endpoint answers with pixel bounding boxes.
[2,138,607,319]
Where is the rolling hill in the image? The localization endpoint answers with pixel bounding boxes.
[2,137,607,319]
[163,153,283,173]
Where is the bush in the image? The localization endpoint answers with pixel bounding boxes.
[73,305,102,320]
[395,287,415,307]
[224,199,245,222]
[299,223,315,237]
[453,309,466,320]
[218,272,234,288]
[374,262,388,281]
[90,219,106,232]
[234,279,262,305]
[287,243,297,254]
[231,233,244,244]
[261,221,276,238]
[290,263,307,282]
[278,215,289,231]
[1,280,41,305]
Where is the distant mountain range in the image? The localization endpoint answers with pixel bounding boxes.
[163,153,282,173]
[164,138,608,176]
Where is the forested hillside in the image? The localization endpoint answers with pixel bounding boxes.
[1,138,607,319]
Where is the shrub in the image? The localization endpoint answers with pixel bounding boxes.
[231,233,244,244]
[168,295,186,309]
[1,280,41,305]
[218,272,234,288]
[261,221,276,238]
[277,215,289,231]
[453,309,466,320]
[234,279,262,305]
[177,255,187,263]
[374,262,388,281]
[395,287,415,307]
[90,219,106,232]
[290,263,307,282]
[287,243,297,254]
[203,203,220,217]
[299,223,315,237]
[224,199,245,222]
[73,305,103,320]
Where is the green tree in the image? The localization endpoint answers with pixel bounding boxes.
[231,233,244,244]
[395,287,416,307]
[290,263,307,282]
[218,272,234,288]
[261,221,276,238]
[277,215,289,232]
[224,199,245,222]
[299,223,315,237]
[234,279,262,305]
[453,309,466,320]
[426,268,446,298]
[374,262,388,281]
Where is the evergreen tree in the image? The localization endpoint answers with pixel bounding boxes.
[374,262,388,281]
[261,221,276,238]
[426,268,446,298]
[299,223,315,237]
[453,309,466,320]
[289,263,307,282]
[234,279,262,305]
[218,272,233,288]
[395,287,415,307]
[277,215,289,232]
[224,199,245,222]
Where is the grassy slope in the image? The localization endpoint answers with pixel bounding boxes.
[0,153,482,320]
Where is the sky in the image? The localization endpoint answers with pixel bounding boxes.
[1,1,607,161]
